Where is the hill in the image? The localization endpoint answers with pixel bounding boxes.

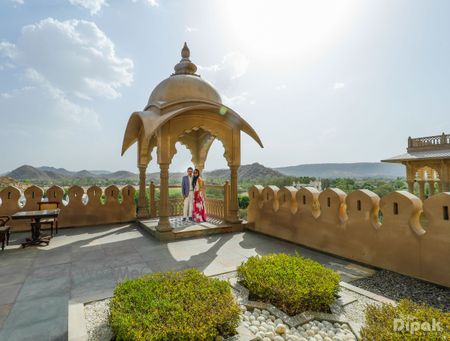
[8,165,54,180]
[107,171,138,180]
[39,166,74,177]
[276,162,405,179]
[205,162,284,180]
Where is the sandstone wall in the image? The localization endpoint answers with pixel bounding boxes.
[0,185,136,231]
[247,186,450,287]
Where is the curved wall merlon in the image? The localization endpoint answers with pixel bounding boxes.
[247,186,450,287]
[0,185,136,231]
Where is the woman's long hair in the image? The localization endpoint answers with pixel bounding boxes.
[192,169,200,190]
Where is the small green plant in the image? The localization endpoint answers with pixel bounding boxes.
[361,299,450,341]
[110,269,241,341]
[238,195,250,209]
[237,253,340,315]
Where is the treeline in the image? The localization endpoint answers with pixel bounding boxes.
[321,178,407,197]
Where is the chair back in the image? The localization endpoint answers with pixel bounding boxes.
[0,216,10,227]
[38,201,60,211]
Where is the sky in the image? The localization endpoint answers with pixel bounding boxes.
[0,0,449,174]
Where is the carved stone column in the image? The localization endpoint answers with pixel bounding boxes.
[149,181,156,218]
[407,181,414,194]
[223,181,230,221]
[227,165,240,223]
[137,165,149,218]
[428,180,436,196]
[405,162,415,195]
[418,180,426,200]
[157,163,172,231]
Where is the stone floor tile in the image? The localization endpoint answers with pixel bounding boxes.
[16,276,70,302]
[0,283,22,305]
[0,304,11,329]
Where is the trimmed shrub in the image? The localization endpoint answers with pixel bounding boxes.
[238,195,250,209]
[237,253,340,315]
[110,269,241,340]
[361,299,450,340]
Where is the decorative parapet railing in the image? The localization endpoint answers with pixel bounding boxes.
[247,185,450,288]
[407,132,450,151]
[149,182,229,220]
[0,185,136,231]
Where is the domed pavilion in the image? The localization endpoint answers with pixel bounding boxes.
[121,43,263,235]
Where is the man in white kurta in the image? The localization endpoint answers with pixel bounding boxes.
[182,167,194,221]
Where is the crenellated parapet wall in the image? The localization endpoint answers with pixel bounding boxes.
[0,185,136,231]
[247,186,450,287]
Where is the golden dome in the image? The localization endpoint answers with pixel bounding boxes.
[146,43,222,107]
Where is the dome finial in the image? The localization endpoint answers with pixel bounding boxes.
[181,42,190,59]
[173,42,198,76]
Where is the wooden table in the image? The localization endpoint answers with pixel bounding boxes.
[11,209,60,248]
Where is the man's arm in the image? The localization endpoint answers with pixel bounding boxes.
[181,176,187,197]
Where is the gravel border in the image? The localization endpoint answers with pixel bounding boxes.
[351,270,450,311]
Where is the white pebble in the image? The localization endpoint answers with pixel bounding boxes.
[255,331,265,339]
[265,331,275,339]
[249,326,258,334]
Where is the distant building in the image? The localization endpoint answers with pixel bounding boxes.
[293,179,322,191]
[382,133,450,199]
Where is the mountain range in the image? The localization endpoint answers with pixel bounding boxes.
[275,162,404,178]
[4,162,405,182]
[4,163,283,182]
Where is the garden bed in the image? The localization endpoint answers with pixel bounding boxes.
[75,272,388,341]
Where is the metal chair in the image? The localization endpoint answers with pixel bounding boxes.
[37,201,60,236]
[0,216,11,251]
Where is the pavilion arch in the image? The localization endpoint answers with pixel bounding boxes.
[121,43,263,233]
[383,133,450,199]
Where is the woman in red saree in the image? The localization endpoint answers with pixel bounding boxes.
[192,169,207,222]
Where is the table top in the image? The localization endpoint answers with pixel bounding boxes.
[11,209,61,219]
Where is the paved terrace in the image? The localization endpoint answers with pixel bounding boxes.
[0,224,376,341]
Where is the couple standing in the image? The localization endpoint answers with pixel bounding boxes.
[181,167,207,222]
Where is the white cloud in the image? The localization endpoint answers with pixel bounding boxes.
[185,26,199,33]
[13,18,133,100]
[199,52,250,108]
[199,52,249,90]
[275,84,287,90]
[131,0,159,8]
[0,80,100,132]
[70,0,158,15]
[0,41,17,59]
[0,17,129,135]
[69,0,107,14]
[142,0,159,7]
[334,82,345,90]
[222,94,248,106]
[0,42,18,70]
[10,0,24,5]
